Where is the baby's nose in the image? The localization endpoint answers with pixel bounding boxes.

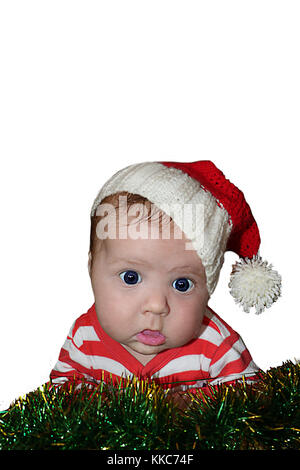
[143,290,170,316]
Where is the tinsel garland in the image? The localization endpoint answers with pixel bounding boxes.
[0,361,299,450]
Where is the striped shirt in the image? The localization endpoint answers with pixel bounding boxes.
[50,303,260,392]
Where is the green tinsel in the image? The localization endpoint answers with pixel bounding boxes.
[1,361,299,450]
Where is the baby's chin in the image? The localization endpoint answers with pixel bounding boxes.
[123,336,191,359]
[120,340,170,363]
[125,341,168,355]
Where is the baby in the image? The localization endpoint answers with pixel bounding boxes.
[50,160,281,399]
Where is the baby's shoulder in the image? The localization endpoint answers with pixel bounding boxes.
[200,306,239,344]
[67,305,97,342]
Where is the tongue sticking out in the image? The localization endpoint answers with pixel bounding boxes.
[136,329,166,346]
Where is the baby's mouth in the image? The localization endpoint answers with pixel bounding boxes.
[136,329,166,346]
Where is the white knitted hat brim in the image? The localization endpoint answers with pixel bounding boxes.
[91,162,233,296]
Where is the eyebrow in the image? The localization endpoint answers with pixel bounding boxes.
[109,258,203,275]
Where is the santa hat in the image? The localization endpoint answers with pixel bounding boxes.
[91,160,281,314]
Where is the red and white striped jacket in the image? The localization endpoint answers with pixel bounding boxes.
[50,303,260,393]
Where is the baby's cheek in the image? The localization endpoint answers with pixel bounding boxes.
[170,315,200,344]
[188,315,204,340]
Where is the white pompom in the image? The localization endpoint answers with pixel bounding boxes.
[228,255,282,314]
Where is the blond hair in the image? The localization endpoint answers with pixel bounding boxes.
[89,191,174,271]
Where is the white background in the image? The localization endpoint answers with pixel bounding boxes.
[0,1,299,410]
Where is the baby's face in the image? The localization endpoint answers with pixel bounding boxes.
[89,212,209,366]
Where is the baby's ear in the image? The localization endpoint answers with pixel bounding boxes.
[88,251,92,277]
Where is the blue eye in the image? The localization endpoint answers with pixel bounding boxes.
[120,270,142,285]
[172,278,194,292]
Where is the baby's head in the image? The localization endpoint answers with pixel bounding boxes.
[88,191,209,364]
[87,161,281,363]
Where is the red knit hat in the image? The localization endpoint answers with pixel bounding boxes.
[161,160,261,259]
[91,160,282,314]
